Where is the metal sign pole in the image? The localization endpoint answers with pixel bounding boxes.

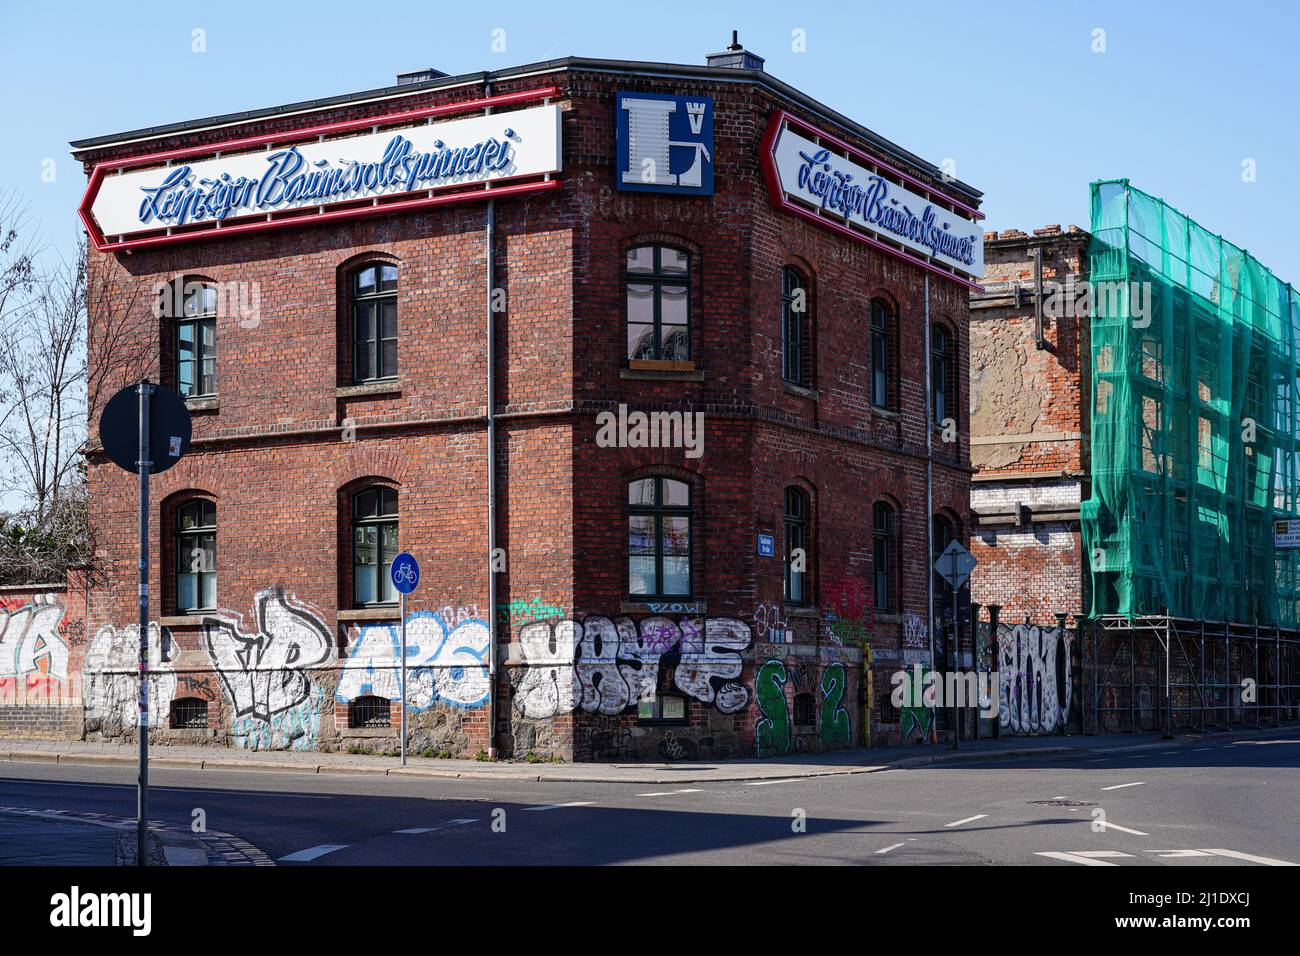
[136,381,153,866]
[400,588,407,767]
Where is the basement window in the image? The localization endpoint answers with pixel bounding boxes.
[170,697,208,730]
[349,695,391,729]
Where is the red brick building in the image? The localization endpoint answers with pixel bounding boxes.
[969,226,1091,621]
[57,43,983,760]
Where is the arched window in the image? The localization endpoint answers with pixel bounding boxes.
[870,298,892,408]
[177,282,217,398]
[872,501,898,612]
[351,262,398,383]
[628,476,691,598]
[784,486,810,605]
[781,267,811,387]
[352,486,398,606]
[932,323,954,427]
[625,245,690,362]
[175,499,216,611]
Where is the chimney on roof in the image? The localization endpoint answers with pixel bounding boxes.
[396,67,449,86]
[706,30,765,71]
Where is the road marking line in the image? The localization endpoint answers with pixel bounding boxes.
[1146,849,1214,858]
[744,779,800,786]
[1091,820,1149,836]
[1036,851,1130,866]
[1192,747,1212,752]
[1085,758,1106,763]
[1100,781,1146,791]
[0,779,332,799]
[446,818,478,826]
[944,814,987,828]
[395,828,435,834]
[1159,750,1178,755]
[875,842,906,855]
[636,789,703,796]
[1201,848,1298,867]
[523,801,595,811]
[278,843,348,862]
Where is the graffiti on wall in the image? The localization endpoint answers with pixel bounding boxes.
[497,598,565,627]
[513,615,750,718]
[202,589,334,749]
[84,622,176,728]
[819,663,851,749]
[998,622,1073,735]
[754,659,854,756]
[900,665,932,743]
[338,611,490,709]
[0,598,69,702]
[823,577,873,645]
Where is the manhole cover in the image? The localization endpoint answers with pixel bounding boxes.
[1030,799,1096,807]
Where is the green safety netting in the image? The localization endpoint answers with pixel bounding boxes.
[1082,180,1300,626]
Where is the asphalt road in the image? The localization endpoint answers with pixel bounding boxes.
[1,736,1298,866]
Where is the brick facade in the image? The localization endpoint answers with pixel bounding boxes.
[969,226,1091,621]
[37,53,979,759]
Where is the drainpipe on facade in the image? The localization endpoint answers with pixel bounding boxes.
[923,274,937,742]
[484,75,500,758]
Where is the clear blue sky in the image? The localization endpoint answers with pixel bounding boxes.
[3,0,1299,279]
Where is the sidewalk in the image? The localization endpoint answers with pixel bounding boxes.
[3,722,1294,784]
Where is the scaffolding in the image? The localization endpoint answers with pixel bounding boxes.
[1082,180,1300,626]
[1086,614,1300,733]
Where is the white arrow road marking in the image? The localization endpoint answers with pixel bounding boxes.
[1036,850,1134,866]
[278,843,348,862]
[944,814,987,828]
[1100,781,1146,791]
[524,801,595,811]
[1091,820,1149,836]
[1200,848,1298,866]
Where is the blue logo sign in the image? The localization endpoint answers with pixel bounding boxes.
[390,552,420,594]
[757,534,775,558]
[616,92,713,196]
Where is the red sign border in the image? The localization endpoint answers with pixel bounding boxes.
[759,110,985,291]
[78,87,564,253]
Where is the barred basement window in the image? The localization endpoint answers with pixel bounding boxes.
[349,695,390,729]
[793,692,815,725]
[170,697,208,730]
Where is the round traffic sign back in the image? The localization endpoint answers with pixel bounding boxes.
[98,382,192,474]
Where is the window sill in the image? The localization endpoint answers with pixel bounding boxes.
[871,406,900,421]
[337,381,402,399]
[874,612,903,623]
[184,397,219,413]
[338,607,400,622]
[160,613,211,627]
[782,382,818,401]
[620,368,704,382]
[783,605,821,618]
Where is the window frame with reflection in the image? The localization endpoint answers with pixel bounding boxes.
[351,262,399,384]
[784,486,810,605]
[175,499,217,612]
[870,298,892,409]
[627,476,692,599]
[624,245,691,363]
[352,486,399,607]
[177,283,217,398]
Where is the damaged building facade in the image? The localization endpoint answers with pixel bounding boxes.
[12,43,985,760]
